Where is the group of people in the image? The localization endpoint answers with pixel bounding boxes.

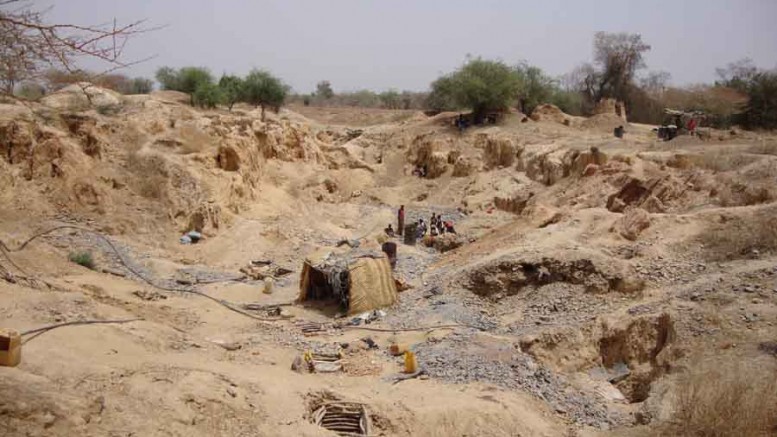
[386,206,455,239]
[411,164,428,178]
[416,212,455,238]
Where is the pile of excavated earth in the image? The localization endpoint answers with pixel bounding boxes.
[1,84,777,436]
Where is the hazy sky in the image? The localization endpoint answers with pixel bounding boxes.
[47,0,777,92]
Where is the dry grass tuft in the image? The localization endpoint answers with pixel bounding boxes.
[699,208,777,260]
[685,152,760,172]
[747,140,777,156]
[126,150,169,199]
[178,124,211,154]
[714,180,776,207]
[663,357,777,437]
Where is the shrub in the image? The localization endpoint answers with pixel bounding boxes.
[68,251,96,269]
[192,82,223,108]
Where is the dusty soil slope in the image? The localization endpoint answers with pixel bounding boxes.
[2,89,777,436]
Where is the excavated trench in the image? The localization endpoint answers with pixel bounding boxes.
[597,313,675,403]
[519,312,676,405]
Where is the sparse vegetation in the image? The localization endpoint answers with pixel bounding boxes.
[379,89,401,109]
[68,251,96,270]
[14,81,45,100]
[699,207,777,260]
[126,150,169,199]
[659,357,777,437]
[315,80,334,100]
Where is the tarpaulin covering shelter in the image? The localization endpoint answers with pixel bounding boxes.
[298,248,398,315]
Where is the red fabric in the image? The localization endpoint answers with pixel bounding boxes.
[687,118,697,130]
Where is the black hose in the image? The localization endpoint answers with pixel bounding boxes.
[1,225,282,322]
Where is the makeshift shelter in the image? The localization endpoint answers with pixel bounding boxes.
[298,248,398,315]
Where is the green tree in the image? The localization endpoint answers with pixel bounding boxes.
[548,89,583,115]
[192,82,223,109]
[155,66,213,105]
[429,57,521,121]
[379,89,401,109]
[742,71,777,130]
[426,75,459,112]
[155,67,178,90]
[128,77,153,94]
[242,69,288,120]
[177,67,213,104]
[218,74,244,111]
[514,63,556,115]
[316,80,334,100]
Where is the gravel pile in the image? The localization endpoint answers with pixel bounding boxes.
[415,332,624,429]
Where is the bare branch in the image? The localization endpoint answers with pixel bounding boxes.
[0,2,156,96]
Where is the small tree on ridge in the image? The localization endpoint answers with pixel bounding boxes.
[243,69,288,120]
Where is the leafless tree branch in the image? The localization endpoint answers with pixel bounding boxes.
[0,1,157,96]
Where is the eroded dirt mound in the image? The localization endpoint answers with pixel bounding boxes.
[0,90,341,235]
[606,175,688,213]
[582,114,627,132]
[474,132,522,169]
[530,104,571,125]
[41,83,123,110]
[405,133,452,178]
[464,253,644,298]
[612,207,651,240]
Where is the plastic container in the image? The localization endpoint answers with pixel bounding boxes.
[403,351,417,374]
[263,277,274,295]
[390,343,408,356]
[0,329,21,367]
